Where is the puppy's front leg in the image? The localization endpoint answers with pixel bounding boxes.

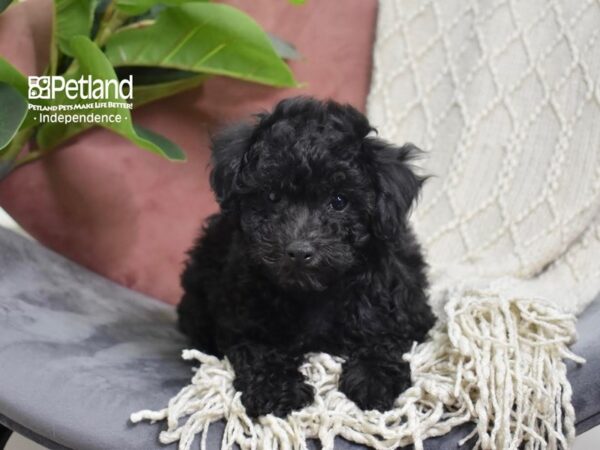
[226,342,314,418]
[339,340,412,412]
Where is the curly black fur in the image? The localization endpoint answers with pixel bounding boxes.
[177,97,435,418]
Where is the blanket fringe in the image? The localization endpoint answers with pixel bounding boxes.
[131,293,583,450]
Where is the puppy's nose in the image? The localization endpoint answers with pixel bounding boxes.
[286,241,315,264]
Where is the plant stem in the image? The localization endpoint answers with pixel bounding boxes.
[0,127,36,179]
[95,1,125,48]
[2,128,34,162]
[62,0,124,77]
[2,1,130,178]
[14,149,45,169]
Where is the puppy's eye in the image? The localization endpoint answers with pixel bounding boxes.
[268,191,281,203]
[330,194,348,211]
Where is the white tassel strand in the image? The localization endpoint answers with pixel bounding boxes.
[131,291,581,450]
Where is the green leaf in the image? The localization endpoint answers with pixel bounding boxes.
[37,35,185,161]
[116,66,197,84]
[55,0,97,55]
[133,73,207,106]
[0,83,28,150]
[116,0,208,16]
[113,66,207,107]
[0,58,46,131]
[0,0,13,14]
[105,3,297,87]
[132,124,184,159]
[0,58,29,97]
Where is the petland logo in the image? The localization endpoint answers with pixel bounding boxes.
[28,75,133,100]
[27,75,133,125]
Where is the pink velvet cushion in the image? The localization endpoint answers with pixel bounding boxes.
[0,0,377,304]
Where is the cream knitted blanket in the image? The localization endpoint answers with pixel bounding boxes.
[131,1,600,448]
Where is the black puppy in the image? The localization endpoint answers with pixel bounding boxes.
[178,97,435,418]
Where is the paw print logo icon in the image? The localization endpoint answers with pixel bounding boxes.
[28,76,51,100]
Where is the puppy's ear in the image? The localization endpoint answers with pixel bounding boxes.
[366,138,424,241]
[210,122,255,206]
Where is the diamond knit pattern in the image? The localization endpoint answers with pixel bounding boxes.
[368,0,600,314]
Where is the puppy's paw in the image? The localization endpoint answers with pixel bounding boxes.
[237,377,314,418]
[339,358,411,412]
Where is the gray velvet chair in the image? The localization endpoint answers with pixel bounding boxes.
[1,226,599,450]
